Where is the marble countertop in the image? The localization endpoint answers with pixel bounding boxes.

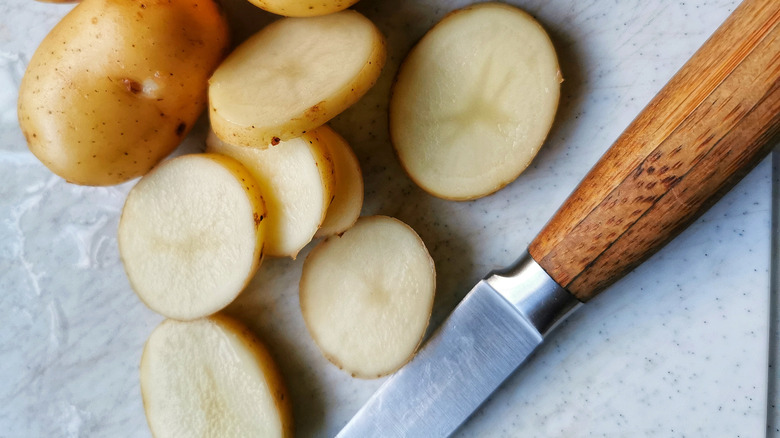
[0,0,774,436]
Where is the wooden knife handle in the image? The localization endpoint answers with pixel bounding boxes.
[528,0,780,302]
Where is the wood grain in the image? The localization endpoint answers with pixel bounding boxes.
[529,0,780,301]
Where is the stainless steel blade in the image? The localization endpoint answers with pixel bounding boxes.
[338,252,580,437]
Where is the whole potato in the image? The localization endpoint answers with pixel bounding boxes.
[18,0,229,186]
[247,0,360,17]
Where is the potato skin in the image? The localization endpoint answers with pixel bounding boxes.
[18,0,229,186]
[247,0,360,17]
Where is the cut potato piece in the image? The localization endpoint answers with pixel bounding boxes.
[141,315,293,438]
[300,216,435,378]
[118,154,265,320]
[247,0,360,17]
[390,2,561,200]
[209,10,386,147]
[314,126,363,238]
[207,129,333,258]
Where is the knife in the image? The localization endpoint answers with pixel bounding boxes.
[338,0,780,436]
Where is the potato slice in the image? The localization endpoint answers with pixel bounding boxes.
[247,0,360,17]
[390,2,561,200]
[209,10,386,147]
[118,154,265,320]
[314,126,363,238]
[141,315,293,438]
[300,216,435,378]
[207,129,334,258]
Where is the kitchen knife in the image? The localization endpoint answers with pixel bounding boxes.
[338,0,780,436]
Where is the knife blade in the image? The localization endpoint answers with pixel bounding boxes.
[338,254,578,437]
[338,0,780,436]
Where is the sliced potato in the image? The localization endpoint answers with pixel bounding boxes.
[314,126,363,238]
[390,2,561,200]
[247,0,360,17]
[300,216,435,378]
[207,129,333,258]
[118,154,265,320]
[209,10,386,147]
[141,315,293,438]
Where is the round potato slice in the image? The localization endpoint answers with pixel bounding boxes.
[141,315,293,438]
[209,10,386,147]
[207,129,334,259]
[118,154,266,320]
[390,2,561,200]
[300,216,435,378]
[247,0,360,17]
[314,126,363,238]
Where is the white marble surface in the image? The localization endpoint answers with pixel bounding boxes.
[0,0,773,437]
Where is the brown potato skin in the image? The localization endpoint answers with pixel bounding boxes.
[18,0,229,186]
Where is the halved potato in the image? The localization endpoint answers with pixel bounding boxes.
[314,126,363,238]
[141,315,293,438]
[206,129,334,258]
[247,0,360,17]
[390,2,561,200]
[118,154,266,320]
[300,216,435,378]
[209,10,386,147]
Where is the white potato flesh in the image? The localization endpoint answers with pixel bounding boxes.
[207,129,334,258]
[314,125,363,238]
[300,216,435,378]
[209,10,386,147]
[247,0,360,17]
[141,316,293,438]
[390,2,561,200]
[118,154,265,320]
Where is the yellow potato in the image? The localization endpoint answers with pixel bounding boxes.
[390,2,561,200]
[314,125,363,238]
[247,0,360,17]
[300,216,435,378]
[118,154,267,321]
[209,10,386,148]
[207,128,335,259]
[18,0,229,186]
[141,315,293,437]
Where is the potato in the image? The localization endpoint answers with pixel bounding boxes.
[300,216,435,378]
[314,125,363,238]
[18,0,229,186]
[390,2,561,200]
[209,10,386,147]
[141,315,293,438]
[207,128,334,258]
[245,0,360,17]
[118,154,266,321]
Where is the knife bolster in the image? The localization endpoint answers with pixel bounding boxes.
[486,251,581,336]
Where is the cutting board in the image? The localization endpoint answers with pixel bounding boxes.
[0,0,771,436]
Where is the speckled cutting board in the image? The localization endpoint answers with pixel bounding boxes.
[0,0,772,436]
